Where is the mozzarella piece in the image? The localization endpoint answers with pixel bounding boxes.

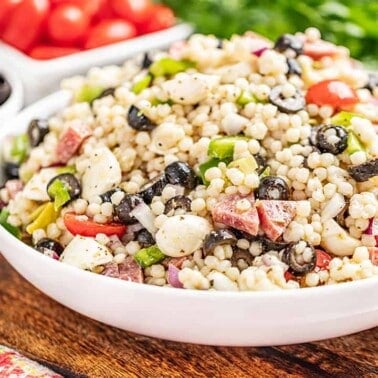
[156,215,211,257]
[60,235,113,270]
[23,167,60,201]
[321,219,361,256]
[321,193,346,220]
[81,147,121,201]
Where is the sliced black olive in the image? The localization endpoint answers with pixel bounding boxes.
[348,158,378,182]
[287,58,302,75]
[231,248,254,268]
[261,238,289,252]
[268,85,305,113]
[203,229,237,256]
[46,173,81,203]
[136,228,155,248]
[115,194,143,224]
[100,188,125,203]
[164,195,192,215]
[27,119,49,147]
[35,238,64,257]
[315,125,348,155]
[127,105,156,131]
[0,74,11,106]
[335,200,349,228]
[282,241,316,275]
[141,52,153,69]
[274,34,303,56]
[216,39,223,49]
[364,73,378,93]
[3,162,19,180]
[165,161,197,189]
[257,176,289,200]
[253,154,267,175]
[138,174,167,204]
[98,87,116,99]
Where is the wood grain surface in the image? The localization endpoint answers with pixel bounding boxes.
[0,254,377,378]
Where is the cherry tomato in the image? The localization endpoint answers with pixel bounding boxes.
[50,0,105,18]
[84,19,136,49]
[315,249,332,270]
[2,0,50,52]
[47,4,89,44]
[0,0,22,34]
[111,0,153,24]
[64,213,126,238]
[29,45,81,60]
[306,80,358,109]
[303,40,340,60]
[138,4,175,34]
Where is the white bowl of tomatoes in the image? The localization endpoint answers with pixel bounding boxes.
[0,0,192,104]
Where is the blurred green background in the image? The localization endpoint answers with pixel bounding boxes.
[162,0,378,66]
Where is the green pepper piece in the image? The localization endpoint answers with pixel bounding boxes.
[331,111,363,128]
[236,91,255,106]
[149,58,195,77]
[199,158,222,185]
[208,136,249,160]
[132,74,152,94]
[347,132,366,155]
[56,165,76,175]
[259,166,271,179]
[10,134,29,164]
[47,179,71,211]
[150,98,174,106]
[26,202,59,235]
[0,209,21,238]
[134,245,165,268]
[75,84,104,103]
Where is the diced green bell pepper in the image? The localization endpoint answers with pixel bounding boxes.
[149,57,195,77]
[132,74,152,94]
[228,156,258,174]
[75,84,104,103]
[134,245,165,268]
[199,158,222,185]
[47,179,71,211]
[56,165,76,175]
[236,91,255,106]
[347,132,366,155]
[259,166,271,178]
[331,111,363,128]
[208,136,249,160]
[0,209,21,238]
[10,134,29,164]
[26,202,59,235]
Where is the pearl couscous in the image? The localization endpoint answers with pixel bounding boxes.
[1,28,378,291]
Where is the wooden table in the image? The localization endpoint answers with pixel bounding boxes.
[0,255,377,378]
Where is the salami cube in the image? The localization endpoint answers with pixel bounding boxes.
[256,200,296,241]
[211,193,259,236]
[102,257,144,283]
[56,121,92,163]
[368,247,378,265]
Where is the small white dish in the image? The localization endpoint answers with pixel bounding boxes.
[0,23,192,105]
[0,91,377,346]
[0,65,23,125]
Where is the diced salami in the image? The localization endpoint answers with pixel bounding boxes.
[102,257,144,283]
[303,40,341,60]
[211,193,259,236]
[368,247,378,265]
[5,179,23,199]
[102,261,120,278]
[256,200,296,241]
[56,121,92,163]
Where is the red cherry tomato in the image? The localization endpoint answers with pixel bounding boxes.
[29,45,81,60]
[0,0,22,34]
[84,19,136,49]
[64,213,126,238]
[111,0,153,24]
[138,4,175,34]
[47,4,89,44]
[304,40,340,60]
[2,0,50,52]
[315,249,332,270]
[50,0,105,18]
[306,80,358,109]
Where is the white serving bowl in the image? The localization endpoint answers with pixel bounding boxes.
[0,23,192,105]
[0,91,377,346]
[0,65,23,124]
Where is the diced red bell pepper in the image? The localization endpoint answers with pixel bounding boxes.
[315,249,332,270]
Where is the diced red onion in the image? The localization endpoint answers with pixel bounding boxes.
[364,218,378,246]
[130,202,157,236]
[252,47,269,57]
[167,264,183,288]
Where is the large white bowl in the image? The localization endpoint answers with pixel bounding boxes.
[0,91,377,346]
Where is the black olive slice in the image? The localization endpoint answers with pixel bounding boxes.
[261,238,289,252]
[165,161,197,189]
[348,158,378,182]
[115,194,143,224]
[136,228,155,248]
[127,105,156,131]
[100,188,125,203]
[35,238,64,257]
[257,176,289,200]
[282,241,316,275]
[98,87,116,99]
[315,125,348,155]
[141,53,153,69]
[230,248,254,268]
[27,119,49,147]
[164,195,192,215]
[274,34,303,56]
[0,74,11,105]
[138,174,167,204]
[47,173,81,203]
[269,85,305,113]
[3,162,19,180]
[203,229,237,256]
[253,154,267,175]
[287,58,302,75]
